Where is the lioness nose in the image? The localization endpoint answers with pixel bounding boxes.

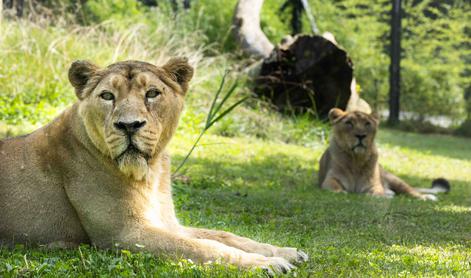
[114,120,147,134]
[356,134,367,141]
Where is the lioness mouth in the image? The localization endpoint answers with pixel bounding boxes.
[352,143,366,151]
[116,143,149,161]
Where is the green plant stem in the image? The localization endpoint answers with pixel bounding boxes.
[173,129,207,176]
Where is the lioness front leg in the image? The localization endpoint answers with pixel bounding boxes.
[321,177,345,193]
[183,227,308,264]
[118,225,296,274]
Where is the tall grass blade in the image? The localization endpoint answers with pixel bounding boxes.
[211,80,239,120]
[173,72,246,176]
[172,131,206,176]
[207,97,248,129]
[206,70,228,127]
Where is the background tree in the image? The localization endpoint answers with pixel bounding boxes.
[388,0,401,125]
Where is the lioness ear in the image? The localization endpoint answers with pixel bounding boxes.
[370,111,380,123]
[328,108,346,124]
[162,57,194,93]
[68,60,99,99]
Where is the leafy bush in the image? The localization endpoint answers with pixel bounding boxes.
[84,0,143,22]
[1,0,468,136]
[400,1,469,121]
[157,0,469,124]
[0,16,207,125]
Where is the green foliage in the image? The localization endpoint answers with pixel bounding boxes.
[184,0,239,52]
[260,0,294,44]
[308,0,391,110]
[0,15,207,125]
[212,0,470,123]
[308,0,469,122]
[84,0,144,23]
[1,0,469,131]
[174,71,247,175]
[400,0,469,121]
[152,0,469,123]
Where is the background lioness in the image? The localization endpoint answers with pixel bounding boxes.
[0,58,307,274]
[318,108,450,200]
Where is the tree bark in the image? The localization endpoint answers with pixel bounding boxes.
[233,0,274,58]
[255,34,370,118]
[388,0,402,124]
[234,0,371,118]
[455,88,471,137]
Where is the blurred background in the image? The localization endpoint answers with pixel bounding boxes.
[0,0,470,141]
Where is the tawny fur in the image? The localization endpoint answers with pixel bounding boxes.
[0,59,307,274]
[318,108,438,201]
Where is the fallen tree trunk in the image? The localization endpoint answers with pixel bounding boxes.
[234,0,371,118]
[256,35,358,117]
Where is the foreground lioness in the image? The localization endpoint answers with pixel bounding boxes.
[318,108,450,200]
[0,59,307,274]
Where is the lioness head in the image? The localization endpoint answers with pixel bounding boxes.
[328,108,379,154]
[68,58,193,180]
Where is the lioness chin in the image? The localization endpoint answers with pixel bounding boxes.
[0,58,307,274]
[318,108,450,200]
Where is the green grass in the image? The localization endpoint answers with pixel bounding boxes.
[1,127,470,277]
[1,5,470,276]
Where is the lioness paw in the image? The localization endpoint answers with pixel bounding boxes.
[420,194,438,201]
[243,254,295,275]
[260,257,296,276]
[273,247,309,264]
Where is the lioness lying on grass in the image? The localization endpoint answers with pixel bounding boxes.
[318,108,450,200]
[0,59,307,274]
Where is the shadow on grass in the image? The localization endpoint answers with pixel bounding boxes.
[2,128,469,275]
[173,152,316,190]
[171,153,471,251]
[378,129,471,161]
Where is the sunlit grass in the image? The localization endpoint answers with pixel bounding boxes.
[1,13,470,278]
[2,122,470,276]
[0,18,208,125]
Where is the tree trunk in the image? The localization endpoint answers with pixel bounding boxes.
[233,0,371,118]
[255,34,370,118]
[388,0,402,124]
[455,88,471,137]
[233,0,274,58]
[16,0,24,17]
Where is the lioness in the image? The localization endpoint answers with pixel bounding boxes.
[0,59,307,274]
[318,108,450,200]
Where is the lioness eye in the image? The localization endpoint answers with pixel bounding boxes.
[345,121,353,127]
[365,121,371,127]
[99,91,114,101]
[146,89,161,99]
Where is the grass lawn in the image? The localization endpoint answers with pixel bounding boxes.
[0,127,470,277]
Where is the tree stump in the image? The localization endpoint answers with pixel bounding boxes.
[255,35,359,118]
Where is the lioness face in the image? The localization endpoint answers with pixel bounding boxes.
[68,59,193,180]
[329,108,379,154]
